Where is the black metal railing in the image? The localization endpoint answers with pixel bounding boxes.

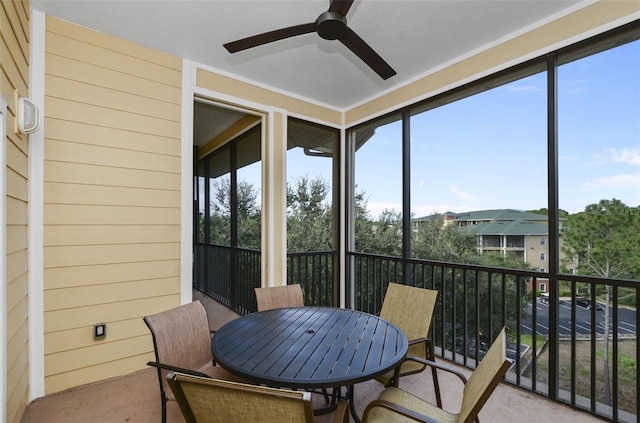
[349,251,638,422]
[287,251,336,307]
[194,243,261,315]
[194,244,336,313]
[194,246,638,421]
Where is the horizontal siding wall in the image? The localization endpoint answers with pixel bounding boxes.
[43,16,182,394]
[2,1,31,422]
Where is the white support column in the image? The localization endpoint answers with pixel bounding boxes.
[28,8,46,401]
[1,87,8,423]
[262,108,288,288]
[180,59,196,304]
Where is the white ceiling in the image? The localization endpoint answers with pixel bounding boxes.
[30,0,586,110]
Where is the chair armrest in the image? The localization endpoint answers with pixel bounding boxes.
[401,356,469,384]
[362,399,441,423]
[332,400,350,423]
[408,337,428,346]
[146,361,211,379]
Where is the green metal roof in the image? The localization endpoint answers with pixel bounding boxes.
[452,209,548,222]
[456,220,549,236]
[414,209,549,222]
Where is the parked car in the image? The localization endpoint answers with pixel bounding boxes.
[576,297,604,311]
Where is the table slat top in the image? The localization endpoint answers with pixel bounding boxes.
[212,307,408,388]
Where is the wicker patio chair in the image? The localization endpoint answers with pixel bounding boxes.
[166,372,349,423]
[375,283,441,405]
[362,327,512,423]
[254,284,304,311]
[144,300,245,423]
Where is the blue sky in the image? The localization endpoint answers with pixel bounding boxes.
[345,39,640,217]
[274,39,640,219]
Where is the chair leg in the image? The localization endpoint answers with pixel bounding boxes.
[427,340,442,409]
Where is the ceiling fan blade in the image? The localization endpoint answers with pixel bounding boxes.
[339,28,396,80]
[328,0,355,16]
[224,23,316,53]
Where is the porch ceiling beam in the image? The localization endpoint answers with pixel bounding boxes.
[199,114,261,159]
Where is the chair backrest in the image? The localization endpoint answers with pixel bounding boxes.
[459,327,512,423]
[379,283,438,358]
[254,284,304,311]
[167,372,314,423]
[144,300,212,393]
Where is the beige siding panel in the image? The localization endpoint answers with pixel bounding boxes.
[6,194,27,225]
[45,225,181,246]
[44,204,180,225]
[47,16,181,73]
[45,118,180,157]
[44,295,180,333]
[45,161,181,191]
[42,15,183,395]
[2,2,30,422]
[46,32,181,88]
[5,225,27,254]
[46,53,181,105]
[196,68,342,126]
[45,353,153,395]
[6,273,28,313]
[45,139,180,173]
[46,335,152,376]
[6,341,28,423]
[44,243,180,269]
[0,64,20,111]
[0,8,28,88]
[45,318,151,354]
[44,182,179,208]
[45,96,180,138]
[6,135,28,176]
[6,126,28,159]
[2,0,29,57]
[6,317,28,371]
[6,294,28,346]
[45,277,179,311]
[6,166,27,201]
[6,249,28,288]
[44,260,180,290]
[46,74,180,122]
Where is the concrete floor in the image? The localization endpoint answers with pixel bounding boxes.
[21,292,607,423]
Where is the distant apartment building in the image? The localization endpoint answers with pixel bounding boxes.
[413,209,575,274]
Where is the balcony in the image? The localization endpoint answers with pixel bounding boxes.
[193,246,638,422]
[21,291,608,423]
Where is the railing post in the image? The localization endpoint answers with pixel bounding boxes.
[546,52,559,402]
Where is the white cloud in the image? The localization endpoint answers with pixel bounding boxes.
[583,173,640,189]
[449,185,478,201]
[594,148,640,167]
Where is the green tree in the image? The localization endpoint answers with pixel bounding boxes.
[527,207,570,218]
[411,219,477,262]
[287,176,333,252]
[352,188,403,256]
[560,198,640,405]
[209,177,261,248]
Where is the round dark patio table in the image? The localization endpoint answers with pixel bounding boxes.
[211,306,408,422]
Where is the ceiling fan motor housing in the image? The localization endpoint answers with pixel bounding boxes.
[316,11,347,40]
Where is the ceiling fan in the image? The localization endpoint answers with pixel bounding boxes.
[223,0,396,80]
